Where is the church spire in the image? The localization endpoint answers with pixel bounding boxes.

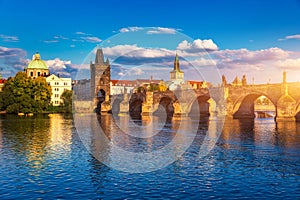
[174,53,180,71]
[95,49,105,65]
[105,57,110,65]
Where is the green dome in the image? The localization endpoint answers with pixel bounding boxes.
[27,53,48,70]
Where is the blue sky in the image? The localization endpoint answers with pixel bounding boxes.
[1,0,300,83]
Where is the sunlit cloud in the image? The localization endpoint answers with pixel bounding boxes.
[214,47,289,69]
[275,58,300,70]
[177,39,219,53]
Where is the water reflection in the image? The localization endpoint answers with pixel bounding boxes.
[0,114,73,174]
[221,117,300,148]
[48,114,72,152]
[0,113,299,198]
[75,113,199,173]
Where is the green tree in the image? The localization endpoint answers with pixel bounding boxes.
[60,90,73,113]
[0,72,52,113]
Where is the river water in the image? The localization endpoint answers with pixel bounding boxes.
[0,114,299,199]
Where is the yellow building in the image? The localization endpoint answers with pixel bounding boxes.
[25,53,49,78]
[46,74,72,106]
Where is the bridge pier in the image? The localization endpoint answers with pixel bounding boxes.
[141,92,156,116]
[173,101,189,118]
[118,93,129,116]
[101,95,111,114]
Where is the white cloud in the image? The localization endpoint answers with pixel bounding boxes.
[147,27,177,35]
[0,34,19,42]
[214,47,289,67]
[102,44,142,57]
[119,27,144,33]
[128,68,144,75]
[103,44,175,58]
[118,72,125,76]
[278,34,300,41]
[177,39,219,53]
[190,57,217,67]
[275,58,300,70]
[46,58,71,70]
[80,36,102,43]
[0,46,26,77]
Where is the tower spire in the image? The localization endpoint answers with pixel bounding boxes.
[174,53,180,71]
[95,49,105,65]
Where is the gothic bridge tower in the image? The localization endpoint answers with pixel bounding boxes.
[90,49,110,111]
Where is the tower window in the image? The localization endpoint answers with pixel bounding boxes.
[37,72,41,76]
[30,72,33,76]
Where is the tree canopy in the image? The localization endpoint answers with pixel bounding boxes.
[60,90,73,113]
[0,72,52,113]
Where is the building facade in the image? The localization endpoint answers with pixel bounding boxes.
[46,74,72,106]
[168,54,185,90]
[25,53,49,78]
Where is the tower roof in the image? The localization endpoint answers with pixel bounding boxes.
[95,49,105,65]
[27,53,48,70]
[173,53,181,71]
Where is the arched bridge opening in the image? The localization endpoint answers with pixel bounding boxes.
[153,97,174,118]
[96,89,106,113]
[188,95,211,118]
[233,94,276,119]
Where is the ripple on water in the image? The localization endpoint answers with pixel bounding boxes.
[0,115,299,199]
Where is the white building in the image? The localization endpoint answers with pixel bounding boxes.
[168,54,185,91]
[110,80,136,95]
[46,74,72,106]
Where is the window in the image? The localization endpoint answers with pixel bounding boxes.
[55,94,59,98]
[55,82,59,85]
[54,88,59,91]
[37,72,40,76]
[64,82,68,86]
[30,72,33,76]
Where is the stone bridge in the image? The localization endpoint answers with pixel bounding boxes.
[102,80,300,122]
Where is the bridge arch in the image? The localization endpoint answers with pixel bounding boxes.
[188,95,215,117]
[232,93,276,119]
[294,102,300,121]
[276,95,296,120]
[153,96,174,117]
[128,92,146,118]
